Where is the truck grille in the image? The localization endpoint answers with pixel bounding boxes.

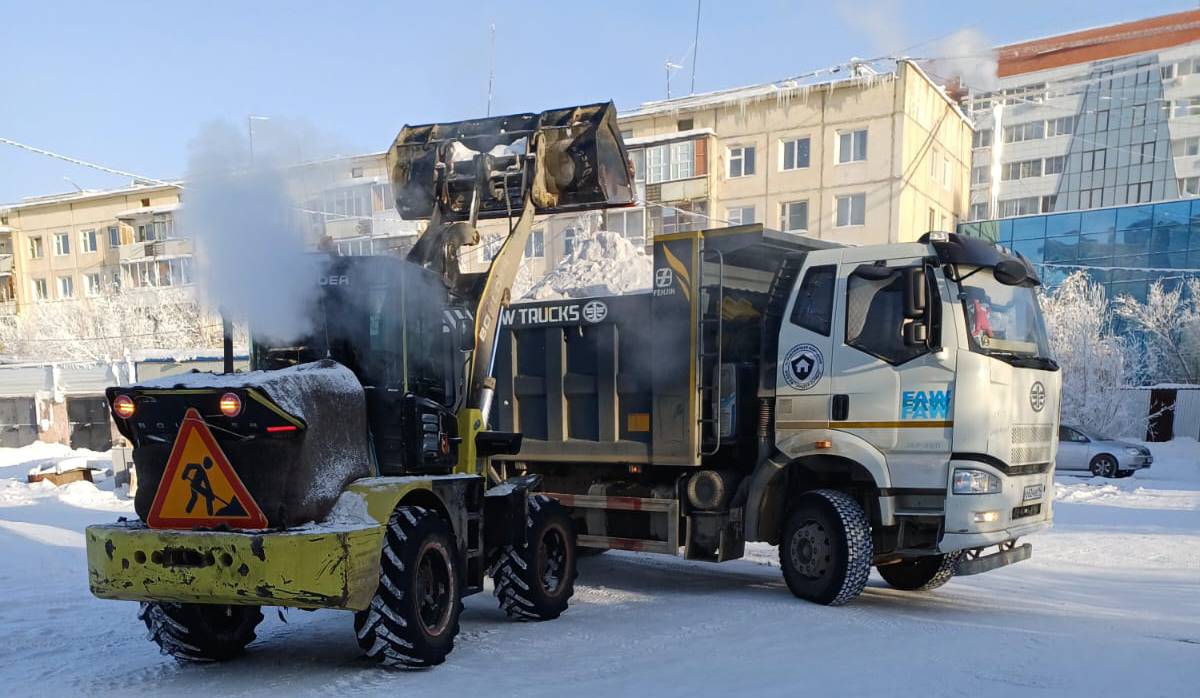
[1011,424,1054,465]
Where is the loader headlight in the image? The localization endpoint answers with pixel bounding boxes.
[953,468,1001,495]
[112,394,136,419]
[219,392,243,418]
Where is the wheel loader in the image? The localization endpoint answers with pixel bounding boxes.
[84,102,635,667]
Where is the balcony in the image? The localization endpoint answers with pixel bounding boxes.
[118,237,193,263]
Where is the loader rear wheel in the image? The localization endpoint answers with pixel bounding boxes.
[490,494,577,620]
[355,506,462,668]
[878,552,960,591]
[139,602,263,662]
[779,489,872,606]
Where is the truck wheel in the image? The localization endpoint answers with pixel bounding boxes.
[779,489,872,606]
[877,552,960,591]
[490,494,577,620]
[355,506,462,668]
[139,602,263,662]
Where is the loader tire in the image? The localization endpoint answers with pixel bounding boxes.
[779,489,872,606]
[490,494,577,620]
[355,506,462,668]
[139,602,262,662]
[878,552,960,591]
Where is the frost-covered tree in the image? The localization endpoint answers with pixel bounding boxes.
[1040,271,1147,437]
[0,287,234,363]
[1112,278,1200,384]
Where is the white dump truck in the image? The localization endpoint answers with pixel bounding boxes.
[490,224,1060,605]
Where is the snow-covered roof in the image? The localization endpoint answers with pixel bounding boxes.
[623,128,715,148]
[131,348,248,363]
[114,202,181,219]
[5,182,182,211]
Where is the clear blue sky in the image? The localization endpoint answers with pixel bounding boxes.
[1,0,1194,203]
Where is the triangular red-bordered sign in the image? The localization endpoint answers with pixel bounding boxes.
[146,407,268,529]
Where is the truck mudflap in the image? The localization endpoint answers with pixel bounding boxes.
[954,540,1032,576]
[86,521,384,611]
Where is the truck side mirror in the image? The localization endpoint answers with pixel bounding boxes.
[903,267,927,319]
[903,320,928,345]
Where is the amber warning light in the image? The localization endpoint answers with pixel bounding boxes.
[219,392,243,417]
[113,395,136,419]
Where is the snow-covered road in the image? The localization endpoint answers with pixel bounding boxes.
[1,441,1197,697]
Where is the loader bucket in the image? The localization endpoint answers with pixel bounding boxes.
[387,102,635,222]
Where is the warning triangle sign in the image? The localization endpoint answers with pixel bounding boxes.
[147,407,268,530]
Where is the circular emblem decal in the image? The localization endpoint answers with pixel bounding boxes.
[783,343,824,391]
[582,300,608,324]
[1029,382,1046,412]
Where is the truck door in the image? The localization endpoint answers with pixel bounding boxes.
[775,261,839,435]
[832,259,955,487]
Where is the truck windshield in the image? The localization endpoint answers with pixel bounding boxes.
[955,265,1056,370]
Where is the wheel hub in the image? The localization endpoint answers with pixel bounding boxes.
[538,525,567,595]
[789,520,831,580]
[416,545,452,636]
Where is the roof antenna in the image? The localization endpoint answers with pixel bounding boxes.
[690,0,701,94]
[486,22,496,116]
[665,60,682,99]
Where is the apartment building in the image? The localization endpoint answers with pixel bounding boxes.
[0,219,14,312]
[3,183,186,314]
[464,58,972,278]
[965,10,1200,220]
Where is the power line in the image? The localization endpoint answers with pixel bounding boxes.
[0,136,175,188]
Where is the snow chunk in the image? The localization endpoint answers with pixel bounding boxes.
[516,230,652,301]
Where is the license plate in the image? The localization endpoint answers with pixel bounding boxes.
[1023,484,1044,501]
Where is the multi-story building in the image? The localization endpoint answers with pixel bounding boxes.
[465,59,973,277]
[0,216,15,313]
[965,9,1200,221]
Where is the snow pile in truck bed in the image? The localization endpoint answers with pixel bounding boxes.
[516,230,652,301]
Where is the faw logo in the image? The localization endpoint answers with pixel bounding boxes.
[901,389,952,420]
[1029,382,1046,412]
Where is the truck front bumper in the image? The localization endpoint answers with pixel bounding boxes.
[86,522,384,611]
[938,459,1053,555]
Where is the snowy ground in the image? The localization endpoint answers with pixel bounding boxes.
[1,441,1197,697]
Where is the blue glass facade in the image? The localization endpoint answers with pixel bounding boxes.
[958,198,1200,304]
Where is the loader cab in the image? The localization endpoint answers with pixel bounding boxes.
[251,255,470,474]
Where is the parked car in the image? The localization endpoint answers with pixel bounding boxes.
[1057,425,1153,478]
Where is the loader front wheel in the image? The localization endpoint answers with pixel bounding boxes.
[490,494,577,620]
[779,489,873,606]
[877,552,960,591]
[355,506,461,668]
[139,602,263,662]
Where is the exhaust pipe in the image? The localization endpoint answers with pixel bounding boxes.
[222,309,234,374]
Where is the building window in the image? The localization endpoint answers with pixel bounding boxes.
[108,225,121,248]
[1002,159,1043,181]
[85,272,103,296]
[57,275,74,299]
[969,202,989,221]
[32,278,48,300]
[1170,98,1200,119]
[1136,142,1156,165]
[1080,188,1103,209]
[620,129,634,141]
[1040,195,1057,213]
[928,207,936,230]
[835,193,866,227]
[1003,121,1044,143]
[350,167,364,178]
[80,229,98,253]
[1175,137,1200,157]
[1046,116,1075,137]
[1132,104,1147,126]
[726,206,755,226]
[646,141,699,184]
[929,148,939,178]
[727,145,755,178]
[780,201,808,232]
[1082,149,1106,171]
[53,232,70,256]
[1127,182,1152,204]
[607,208,646,245]
[1044,156,1065,175]
[942,156,951,189]
[524,228,545,258]
[671,141,696,180]
[1162,64,1177,80]
[629,149,646,201]
[998,197,1040,217]
[652,201,708,235]
[1096,110,1110,131]
[971,165,989,186]
[836,129,868,164]
[111,270,121,290]
[972,129,992,149]
[781,138,810,170]
[29,236,44,259]
[136,224,155,242]
[677,118,694,131]
[1180,177,1200,196]
[563,227,577,256]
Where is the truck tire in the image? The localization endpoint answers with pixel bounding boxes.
[355,506,462,668]
[139,602,263,662]
[490,494,577,620]
[779,489,872,606]
[877,552,960,591]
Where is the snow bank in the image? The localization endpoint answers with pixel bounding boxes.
[0,443,129,512]
[516,230,652,301]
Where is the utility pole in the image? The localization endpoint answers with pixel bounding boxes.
[487,22,496,116]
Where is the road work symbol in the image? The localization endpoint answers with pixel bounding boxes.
[147,407,267,529]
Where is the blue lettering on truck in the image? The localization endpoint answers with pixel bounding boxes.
[901,389,952,419]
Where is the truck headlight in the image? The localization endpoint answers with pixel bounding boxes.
[953,468,1001,494]
[1124,447,1140,456]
